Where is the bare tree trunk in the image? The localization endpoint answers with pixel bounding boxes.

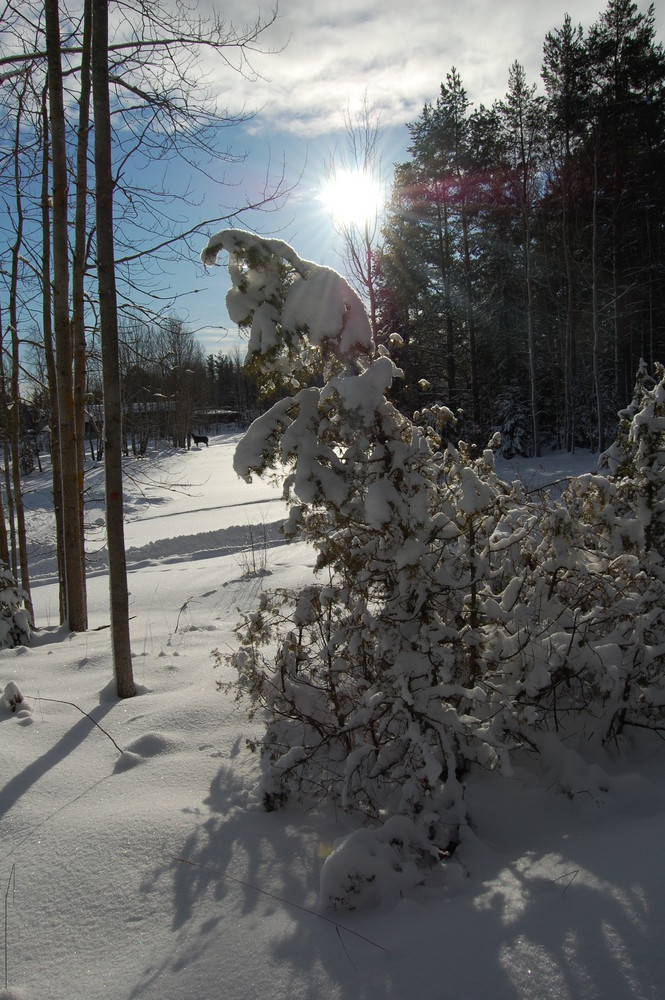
[0,314,15,572]
[92,0,135,697]
[40,85,66,622]
[71,0,92,628]
[592,134,604,454]
[524,209,541,457]
[0,330,9,569]
[45,0,88,631]
[1,407,16,577]
[460,209,479,432]
[363,217,379,344]
[8,78,33,622]
[0,458,9,569]
[562,192,576,452]
[435,193,457,408]
[0,332,18,579]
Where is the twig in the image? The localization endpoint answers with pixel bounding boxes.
[92,616,136,632]
[26,695,124,755]
[4,864,15,990]
[335,923,358,972]
[170,855,386,952]
[174,597,194,633]
[553,868,579,894]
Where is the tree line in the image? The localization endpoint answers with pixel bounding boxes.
[25,319,258,454]
[95,321,259,456]
[373,0,665,457]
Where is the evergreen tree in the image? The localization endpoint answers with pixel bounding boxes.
[586,0,665,406]
[375,0,665,454]
[498,62,548,456]
[542,15,591,450]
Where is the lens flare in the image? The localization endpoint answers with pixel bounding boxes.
[319,169,384,228]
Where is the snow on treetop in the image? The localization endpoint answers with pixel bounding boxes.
[201,229,373,359]
[201,228,312,274]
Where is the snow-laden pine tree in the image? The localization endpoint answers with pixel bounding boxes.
[0,564,31,648]
[204,232,665,910]
[203,231,517,903]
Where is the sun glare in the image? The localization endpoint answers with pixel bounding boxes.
[319,169,384,228]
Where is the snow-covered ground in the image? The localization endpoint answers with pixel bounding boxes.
[1,435,664,1000]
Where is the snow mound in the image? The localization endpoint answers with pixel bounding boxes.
[319,815,443,912]
[2,680,24,712]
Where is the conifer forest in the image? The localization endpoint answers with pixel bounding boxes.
[374,1,665,458]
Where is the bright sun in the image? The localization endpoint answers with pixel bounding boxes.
[319,169,385,228]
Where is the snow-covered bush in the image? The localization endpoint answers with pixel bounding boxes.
[441,368,665,754]
[469,474,665,760]
[0,565,31,648]
[205,231,665,909]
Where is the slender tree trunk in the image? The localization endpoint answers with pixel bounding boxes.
[40,85,67,622]
[613,244,624,403]
[561,189,576,452]
[364,218,379,344]
[645,208,655,368]
[45,0,88,631]
[0,455,9,569]
[72,0,92,628]
[0,327,9,569]
[92,0,135,697]
[8,322,33,622]
[8,80,33,622]
[524,210,540,457]
[0,312,14,571]
[0,322,18,580]
[460,207,479,432]
[0,440,18,580]
[592,135,605,454]
[435,192,456,408]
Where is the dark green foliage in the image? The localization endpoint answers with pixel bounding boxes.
[376,0,665,455]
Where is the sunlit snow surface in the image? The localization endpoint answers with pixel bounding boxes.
[1,436,664,1000]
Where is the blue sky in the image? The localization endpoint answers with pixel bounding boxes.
[171,0,663,357]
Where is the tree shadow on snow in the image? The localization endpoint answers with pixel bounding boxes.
[133,757,665,1000]
[0,700,118,819]
[134,760,400,1000]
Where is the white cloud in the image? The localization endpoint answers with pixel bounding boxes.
[198,0,661,136]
